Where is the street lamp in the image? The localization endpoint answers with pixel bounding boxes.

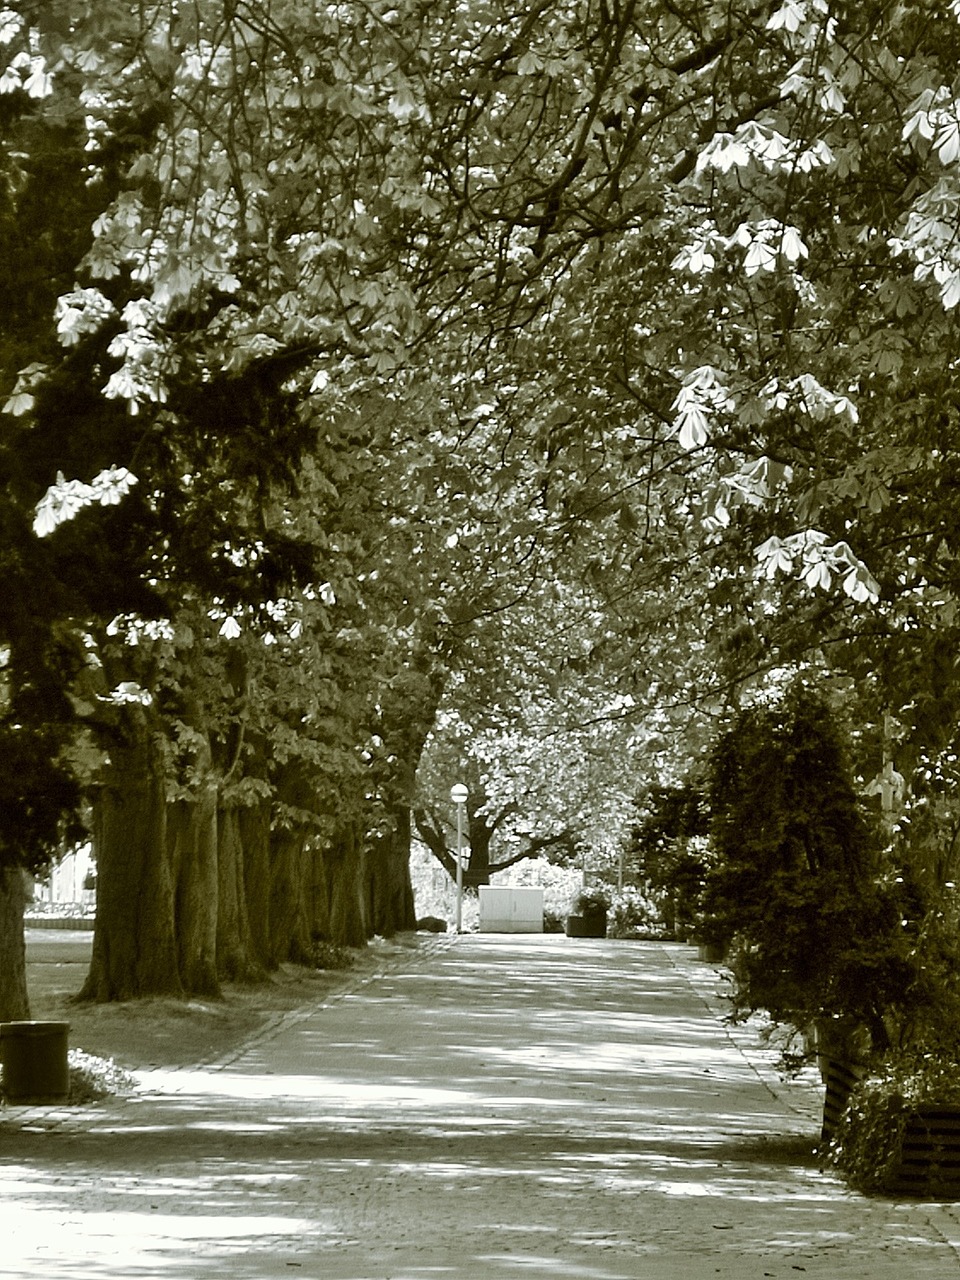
[451,783,468,933]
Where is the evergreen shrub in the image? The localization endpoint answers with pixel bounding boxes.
[704,681,898,1036]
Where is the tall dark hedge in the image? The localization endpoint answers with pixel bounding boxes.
[705,682,897,1032]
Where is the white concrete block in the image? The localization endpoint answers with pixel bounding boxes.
[478,886,544,933]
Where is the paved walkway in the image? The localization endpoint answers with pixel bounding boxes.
[3,935,960,1278]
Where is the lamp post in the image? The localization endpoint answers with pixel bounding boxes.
[451,783,468,933]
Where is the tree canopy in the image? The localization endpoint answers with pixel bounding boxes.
[5,0,960,1011]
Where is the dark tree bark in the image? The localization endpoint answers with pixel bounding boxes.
[81,711,181,1001]
[0,866,30,1021]
[323,818,369,947]
[239,800,273,969]
[216,804,264,981]
[366,651,444,931]
[268,825,315,965]
[365,806,417,936]
[168,786,221,997]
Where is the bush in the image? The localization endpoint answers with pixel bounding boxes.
[66,1049,137,1103]
[704,681,887,1032]
[542,907,566,933]
[312,939,354,970]
[571,886,610,916]
[609,886,664,939]
[830,1055,960,1192]
[628,786,710,934]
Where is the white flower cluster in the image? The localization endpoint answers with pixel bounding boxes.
[755,530,880,602]
[673,218,809,280]
[0,11,53,99]
[55,289,117,347]
[33,467,138,538]
[671,366,734,450]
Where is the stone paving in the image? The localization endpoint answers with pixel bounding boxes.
[3,935,960,1278]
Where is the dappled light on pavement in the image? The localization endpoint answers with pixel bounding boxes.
[3,937,960,1278]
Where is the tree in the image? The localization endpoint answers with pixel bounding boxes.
[704,680,908,1045]
[13,0,960,1019]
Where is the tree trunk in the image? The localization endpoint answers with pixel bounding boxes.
[268,825,315,965]
[168,788,221,997]
[0,865,30,1021]
[239,801,273,969]
[466,814,493,888]
[324,819,368,947]
[216,805,263,982]
[372,647,445,927]
[81,713,181,1001]
[366,803,417,936]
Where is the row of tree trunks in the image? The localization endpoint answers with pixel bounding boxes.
[77,718,420,1000]
[56,617,447,1003]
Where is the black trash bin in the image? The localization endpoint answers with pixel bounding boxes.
[565,911,607,938]
[0,1021,70,1103]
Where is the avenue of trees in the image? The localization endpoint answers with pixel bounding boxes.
[5,0,960,1020]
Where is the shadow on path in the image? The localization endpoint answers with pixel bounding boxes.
[2,936,959,1279]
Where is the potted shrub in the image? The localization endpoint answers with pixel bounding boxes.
[565,887,610,938]
[832,1052,960,1197]
[825,895,960,1190]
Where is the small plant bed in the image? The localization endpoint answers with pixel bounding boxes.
[0,1049,137,1107]
[25,902,95,929]
[565,889,609,938]
[65,1049,138,1103]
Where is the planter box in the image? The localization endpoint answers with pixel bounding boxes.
[819,1054,868,1146]
[697,942,726,963]
[884,1108,960,1199]
[565,913,607,939]
[0,1021,70,1103]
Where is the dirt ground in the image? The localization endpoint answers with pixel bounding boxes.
[24,927,437,1070]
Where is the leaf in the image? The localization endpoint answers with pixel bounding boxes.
[936,117,960,165]
[677,402,710,449]
[2,392,34,416]
[743,240,778,275]
[767,0,805,31]
[803,559,832,591]
[941,272,960,309]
